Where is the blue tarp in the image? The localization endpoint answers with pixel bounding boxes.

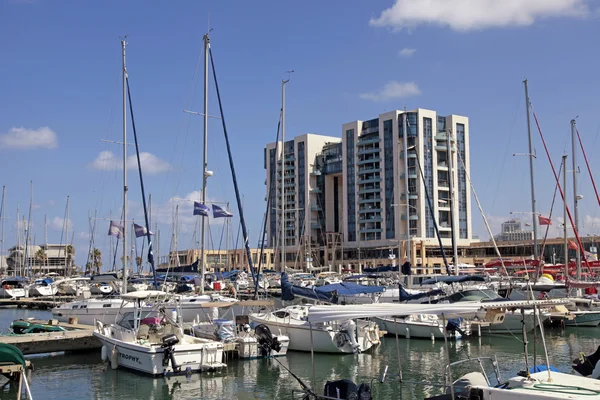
[316,282,384,296]
[343,274,380,280]
[280,272,332,302]
[399,284,444,301]
[420,275,485,285]
[363,265,399,273]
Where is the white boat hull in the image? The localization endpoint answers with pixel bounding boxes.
[28,285,58,297]
[0,287,26,299]
[479,311,541,334]
[374,315,468,339]
[249,315,379,354]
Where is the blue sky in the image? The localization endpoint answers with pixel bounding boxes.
[2,0,600,269]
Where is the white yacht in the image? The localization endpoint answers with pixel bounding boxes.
[249,305,380,354]
[94,291,226,376]
[0,277,28,299]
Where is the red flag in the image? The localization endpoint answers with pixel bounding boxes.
[568,240,579,250]
[538,215,552,225]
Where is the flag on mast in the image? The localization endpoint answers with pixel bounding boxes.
[538,215,552,225]
[193,202,210,216]
[108,221,124,239]
[133,223,154,238]
[212,204,233,218]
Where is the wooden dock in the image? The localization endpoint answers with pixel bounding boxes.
[0,320,101,355]
[0,296,74,309]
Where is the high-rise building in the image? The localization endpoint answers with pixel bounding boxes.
[494,219,534,242]
[342,109,472,250]
[264,108,472,270]
[264,134,341,268]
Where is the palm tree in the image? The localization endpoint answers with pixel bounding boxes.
[65,245,75,276]
[91,248,102,275]
[35,248,48,274]
[136,256,143,273]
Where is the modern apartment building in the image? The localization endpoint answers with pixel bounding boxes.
[342,109,472,254]
[264,134,341,267]
[264,108,472,270]
[494,219,534,242]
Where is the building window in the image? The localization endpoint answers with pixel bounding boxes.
[346,129,356,242]
[383,119,395,239]
[423,117,434,238]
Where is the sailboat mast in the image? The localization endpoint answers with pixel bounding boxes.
[281,77,289,272]
[65,195,70,276]
[24,181,32,279]
[571,119,581,281]
[121,38,128,294]
[402,113,410,267]
[199,32,210,295]
[562,155,568,277]
[44,214,48,274]
[523,79,539,261]
[447,130,458,273]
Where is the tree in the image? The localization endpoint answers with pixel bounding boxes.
[35,248,48,274]
[136,256,143,273]
[91,248,102,275]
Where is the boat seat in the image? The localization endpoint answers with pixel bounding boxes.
[449,372,489,394]
[137,324,150,340]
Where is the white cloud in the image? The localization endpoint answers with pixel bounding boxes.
[78,231,90,240]
[90,150,170,174]
[0,127,57,149]
[360,80,421,102]
[50,216,73,231]
[370,0,589,31]
[398,47,416,57]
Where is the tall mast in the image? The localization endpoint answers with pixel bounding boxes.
[121,38,128,294]
[65,195,70,276]
[524,79,539,261]
[562,155,568,278]
[109,210,113,271]
[25,181,32,278]
[44,214,48,274]
[199,32,210,295]
[571,119,581,281]
[281,76,290,272]
[402,112,411,268]
[0,186,5,274]
[16,204,21,275]
[447,129,458,273]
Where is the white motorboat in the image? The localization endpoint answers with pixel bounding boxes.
[27,278,58,297]
[0,277,28,299]
[55,277,90,296]
[192,319,289,359]
[249,305,380,354]
[52,292,238,326]
[375,314,470,339]
[94,290,226,376]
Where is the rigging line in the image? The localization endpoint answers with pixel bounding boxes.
[538,161,563,271]
[209,47,256,283]
[488,83,524,213]
[531,109,591,274]
[576,127,600,207]
[457,148,510,279]
[159,43,205,205]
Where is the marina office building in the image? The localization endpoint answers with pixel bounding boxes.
[264,108,473,272]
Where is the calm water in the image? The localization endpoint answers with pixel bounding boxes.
[1,308,599,400]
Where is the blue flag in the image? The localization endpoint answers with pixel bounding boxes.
[212,204,233,218]
[133,223,154,238]
[193,202,210,216]
[108,221,123,239]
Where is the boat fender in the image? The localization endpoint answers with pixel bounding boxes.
[101,345,107,362]
[110,345,118,369]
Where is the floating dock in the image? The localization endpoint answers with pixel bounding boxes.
[0,320,101,355]
[0,296,74,309]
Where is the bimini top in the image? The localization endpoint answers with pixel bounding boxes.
[121,290,170,300]
[421,275,486,285]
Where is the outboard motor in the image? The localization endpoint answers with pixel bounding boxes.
[161,334,180,372]
[339,320,360,353]
[323,379,372,400]
[573,345,600,376]
[255,324,282,356]
[446,317,468,338]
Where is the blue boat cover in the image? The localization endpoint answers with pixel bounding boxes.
[316,282,384,296]
[280,272,384,303]
[420,275,485,285]
[399,284,444,301]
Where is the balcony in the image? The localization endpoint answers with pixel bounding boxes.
[435,133,447,141]
[359,227,382,234]
[358,207,382,214]
[437,161,448,169]
[285,153,295,160]
[284,164,295,171]
[357,177,380,185]
[310,204,321,212]
[357,157,381,166]
[311,222,321,230]
[437,180,449,189]
[310,187,322,194]
[357,136,380,145]
[358,216,382,224]
[357,166,381,175]
[358,197,382,204]
[284,182,296,188]
[357,147,380,156]
[358,187,380,195]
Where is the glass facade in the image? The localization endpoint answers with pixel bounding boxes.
[457,123,468,239]
[383,119,395,239]
[346,129,356,242]
[423,117,435,238]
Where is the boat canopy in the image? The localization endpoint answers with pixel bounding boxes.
[121,290,169,300]
[399,285,444,302]
[363,265,399,273]
[90,273,119,282]
[421,275,486,285]
[281,272,384,303]
[316,282,385,296]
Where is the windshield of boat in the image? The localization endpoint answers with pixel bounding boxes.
[117,311,162,330]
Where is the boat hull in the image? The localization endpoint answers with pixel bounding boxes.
[374,316,466,339]
[565,311,600,327]
[94,330,225,376]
